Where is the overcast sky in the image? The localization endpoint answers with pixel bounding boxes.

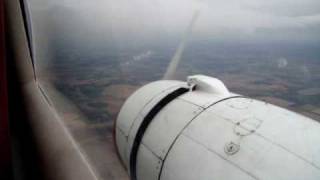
[29,0,320,43]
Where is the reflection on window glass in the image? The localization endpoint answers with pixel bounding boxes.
[28,0,320,179]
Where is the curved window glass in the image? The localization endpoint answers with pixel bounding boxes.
[28,0,320,179]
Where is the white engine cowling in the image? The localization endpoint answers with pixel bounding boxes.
[115,75,320,180]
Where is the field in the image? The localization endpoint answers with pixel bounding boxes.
[39,39,320,179]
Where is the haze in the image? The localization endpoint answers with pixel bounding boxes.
[29,0,320,43]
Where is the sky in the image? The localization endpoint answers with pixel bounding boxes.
[29,0,320,43]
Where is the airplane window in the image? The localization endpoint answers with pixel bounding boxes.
[27,0,320,179]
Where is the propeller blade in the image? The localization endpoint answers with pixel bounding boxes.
[163,10,200,80]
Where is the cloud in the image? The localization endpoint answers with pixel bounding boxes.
[277,58,288,68]
[29,0,320,42]
[242,0,320,17]
[133,51,153,61]
[121,50,154,67]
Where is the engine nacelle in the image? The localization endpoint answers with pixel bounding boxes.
[115,75,320,180]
